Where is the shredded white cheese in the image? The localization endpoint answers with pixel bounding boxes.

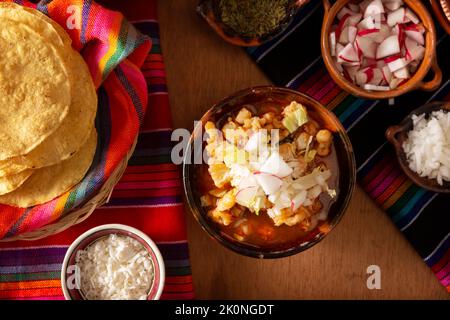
[76,234,154,300]
[403,110,450,185]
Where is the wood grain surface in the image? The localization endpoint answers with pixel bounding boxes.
[158,0,449,299]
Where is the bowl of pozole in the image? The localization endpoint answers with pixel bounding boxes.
[183,86,356,258]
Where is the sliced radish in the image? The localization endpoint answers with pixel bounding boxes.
[370,68,384,85]
[376,34,400,59]
[358,16,377,30]
[376,59,386,68]
[338,43,360,63]
[405,8,419,24]
[361,57,378,68]
[404,29,425,46]
[347,13,363,26]
[409,60,420,73]
[291,190,307,212]
[245,131,266,153]
[259,152,293,178]
[359,0,373,12]
[236,186,258,207]
[336,14,351,37]
[391,24,402,35]
[336,43,345,56]
[334,60,344,73]
[382,65,393,83]
[383,0,403,12]
[383,53,402,63]
[330,0,424,92]
[373,23,391,42]
[387,57,408,72]
[330,31,337,56]
[348,26,358,43]
[357,28,380,37]
[404,37,425,61]
[389,77,401,89]
[344,65,359,81]
[355,67,374,85]
[394,66,410,79]
[364,0,385,18]
[348,3,360,13]
[387,7,405,26]
[339,26,350,43]
[338,7,355,20]
[404,23,425,33]
[363,84,391,91]
[254,173,283,195]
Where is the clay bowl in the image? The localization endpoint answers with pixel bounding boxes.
[386,101,450,193]
[197,0,309,47]
[321,0,442,100]
[430,0,450,34]
[183,86,356,258]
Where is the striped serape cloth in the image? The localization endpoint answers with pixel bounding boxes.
[0,0,194,300]
[248,1,450,291]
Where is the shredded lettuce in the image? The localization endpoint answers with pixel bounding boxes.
[282,101,309,133]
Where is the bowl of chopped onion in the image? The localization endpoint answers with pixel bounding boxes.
[183,86,356,258]
[321,0,442,99]
[61,224,165,300]
[386,101,450,193]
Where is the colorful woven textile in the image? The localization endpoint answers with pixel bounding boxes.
[0,0,195,300]
[0,0,151,239]
[248,1,450,291]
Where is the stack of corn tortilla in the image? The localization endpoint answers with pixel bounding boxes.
[0,3,98,208]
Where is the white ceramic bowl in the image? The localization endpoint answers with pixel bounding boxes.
[61,224,165,300]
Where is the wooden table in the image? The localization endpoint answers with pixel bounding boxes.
[158,0,449,299]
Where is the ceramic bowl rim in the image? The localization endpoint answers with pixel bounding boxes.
[61,223,165,300]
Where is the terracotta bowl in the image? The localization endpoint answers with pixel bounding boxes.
[386,101,450,193]
[321,0,442,100]
[430,0,450,34]
[197,0,309,47]
[183,86,356,258]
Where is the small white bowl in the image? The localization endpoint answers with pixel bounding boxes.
[61,224,165,300]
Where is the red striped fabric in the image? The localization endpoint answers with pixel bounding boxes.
[0,0,194,300]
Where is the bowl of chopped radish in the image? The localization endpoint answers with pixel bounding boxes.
[321,0,442,99]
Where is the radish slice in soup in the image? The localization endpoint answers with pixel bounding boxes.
[254,173,283,195]
[259,152,293,178]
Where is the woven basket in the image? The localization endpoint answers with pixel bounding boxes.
[0,138,138,242]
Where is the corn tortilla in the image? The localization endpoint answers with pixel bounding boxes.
[0,20,71,160]
[0,52,97,176]
[0,130,98,208]
[0,4,97,176]
[0,170,33,196]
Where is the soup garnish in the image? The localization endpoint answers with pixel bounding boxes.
[201,101,338,246]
